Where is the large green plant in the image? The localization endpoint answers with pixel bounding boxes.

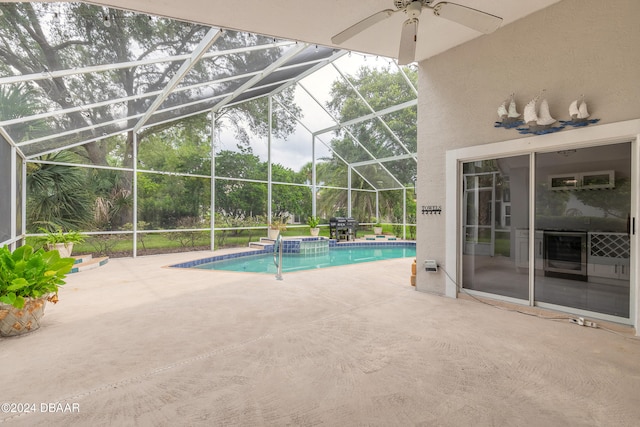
[37,226,85,246]
[0,245,75,309]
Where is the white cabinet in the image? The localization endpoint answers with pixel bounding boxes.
[516,231,527,268]
[515,230,543,271]
[588,261,629,281]
[548,170,614,191]
[587,232,630,285]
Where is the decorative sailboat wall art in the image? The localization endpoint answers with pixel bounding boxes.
[517,92,565,135]
[560,95,600,127]
[494,94,523,129]
[494,92,599,135]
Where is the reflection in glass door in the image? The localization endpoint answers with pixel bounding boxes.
[535,143,631,318]
[464,173,495,257]
[461,156,529,300]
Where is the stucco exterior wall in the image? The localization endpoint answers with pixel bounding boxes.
[415,0,640,294]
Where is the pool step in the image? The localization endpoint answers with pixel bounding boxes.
[248,237,276,250]
[363,234,398,241]
[69,254,109,273]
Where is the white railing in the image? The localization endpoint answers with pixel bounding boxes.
[273,234,283,280]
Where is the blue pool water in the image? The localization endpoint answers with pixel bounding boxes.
[179,244,415,274]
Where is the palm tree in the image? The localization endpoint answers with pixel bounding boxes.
[26,151,93,232]
[0,83,48,142]
[0,83,92,232]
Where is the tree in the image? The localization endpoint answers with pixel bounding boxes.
[26,151,93,232]
[271,163,312,220]
[0,3,300,162]
[0,83,49,143]
[326,66,417,165]
[0,3,302,230]
[214,150,267,218]
[138,115,212,175]
[137,173,209,229]
[211,150,313,222]
[573,178,630,219]
[0,82,91,232]
[319,66,417,221]
[216,92,302,147]
[2,3,202,163]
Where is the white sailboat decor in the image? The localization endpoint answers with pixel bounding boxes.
[570,99,588,120]
[517,92,565,135]
[561,96,600,127]
[494,94,523,129]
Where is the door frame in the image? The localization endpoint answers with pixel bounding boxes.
[445,119,640,332]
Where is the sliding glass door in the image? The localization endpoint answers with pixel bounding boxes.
[534,143,631,318]
[460,142,632,320]
[461,156,529,300]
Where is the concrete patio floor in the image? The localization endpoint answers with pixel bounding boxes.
[1,248,639,426]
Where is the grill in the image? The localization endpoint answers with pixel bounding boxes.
[329,217,358,241]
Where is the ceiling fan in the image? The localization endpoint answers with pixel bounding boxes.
[331,1,503,65]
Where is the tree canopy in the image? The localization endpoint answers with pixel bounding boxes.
[1,3,302,231]
[2,4,418,238]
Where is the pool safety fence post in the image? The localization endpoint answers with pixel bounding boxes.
[274,234,283,280]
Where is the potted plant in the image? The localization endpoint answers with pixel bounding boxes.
[268,215,288,240]
[38,226,85,258]
[373,220,383,235]
[307,216,320,237]
[0,244,75,337]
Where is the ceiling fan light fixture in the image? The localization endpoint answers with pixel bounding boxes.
[331,0,502,63]
[405,1,423,18]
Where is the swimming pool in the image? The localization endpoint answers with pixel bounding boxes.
[171,242,415,274]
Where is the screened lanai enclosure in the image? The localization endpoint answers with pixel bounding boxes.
[0,2,417,256]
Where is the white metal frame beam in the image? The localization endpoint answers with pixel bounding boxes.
[210,43,309,113]
[315,100,417,136]
[0,41,295,86]
[267,49,348,97]
[0,49,326,131]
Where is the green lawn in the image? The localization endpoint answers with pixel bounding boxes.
[27,224,414,258]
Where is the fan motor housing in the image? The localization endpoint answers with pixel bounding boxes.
[395,0,431,9]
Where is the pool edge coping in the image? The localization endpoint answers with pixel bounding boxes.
[168,240,416,270]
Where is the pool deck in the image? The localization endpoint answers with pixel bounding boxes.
[1,248,640,426]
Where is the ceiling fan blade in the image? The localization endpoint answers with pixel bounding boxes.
[332,9,398,44]
[433,2,502,34]
[398,18,418,65]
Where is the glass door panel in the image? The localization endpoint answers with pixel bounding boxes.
[534,142,631,318]
[462,156,529,300]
